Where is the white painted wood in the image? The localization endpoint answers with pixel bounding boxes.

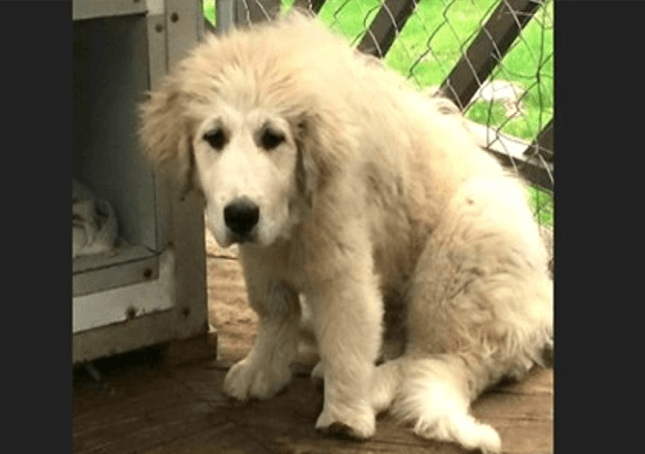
[73,0,148,21]
[73,243,154,274]
[73,251,159,297]
[72,0,210,362]
[216,0,236,33]
[147,0,164,15]
[73,249,175,333]
[166,0,202,67]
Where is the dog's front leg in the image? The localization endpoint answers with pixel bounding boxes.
[223,273,301,401]
[307,269,383,440]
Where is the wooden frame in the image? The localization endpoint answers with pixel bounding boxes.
[467,120,554,191]
[72,0,211,364]
[357,0,417,57]
[439,0,544,111]
[525,118,554,163]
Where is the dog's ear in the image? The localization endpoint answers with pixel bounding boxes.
[291,108,351,193]
[293,116,328,215]
[139,77,194,199]
[294,120,318,211]
[291,109,355,219]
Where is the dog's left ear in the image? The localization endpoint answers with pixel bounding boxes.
[139,76,194,200]
[294,119,318,212]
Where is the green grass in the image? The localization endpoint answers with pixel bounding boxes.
[202,0,553,227]
[528,186,553,228]
[467,0,554,141]
[281,0,553,142]
[385,0,500,88]
[203,0,215,25]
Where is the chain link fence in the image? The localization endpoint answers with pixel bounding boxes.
[201,0,553,228]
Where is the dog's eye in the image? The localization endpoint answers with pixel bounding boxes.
[203,128,227,151]
[260,129,285,150]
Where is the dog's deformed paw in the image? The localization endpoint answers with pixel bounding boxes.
[223,357,292,401]
[315,404,376,440]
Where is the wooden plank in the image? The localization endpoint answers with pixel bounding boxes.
[73,249,175,336]
[357,0,417,58]
[73,309,176,364]
[466,119,554,190]
[75,400,222,454]
[213,367,552,452]
[293,0,326,14]
[165,0,201,66]
[73,250,159,297]
[524,117,554,162]
[489,366,553,396]
[215,0,236,33]
[138,422,273,454]
[164,328,219,367]
[73,0,148,21]
[166,362,232,406]
[183,365,470,453]
[234,0,281,25]
[474,368,553,454]
[73,244,154,275]
[473,392,552,421]
[440,0,543,111]
[74,362,229,454]
[74,349,187,415]
[495,418,553,454]
[74,357,552,454]
[162,0,211,361]
[371,415,475,453]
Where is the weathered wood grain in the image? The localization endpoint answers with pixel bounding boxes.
[138,422,274,454]
[73,252,553,454]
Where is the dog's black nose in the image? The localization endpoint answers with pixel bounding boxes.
[224,197,259,237]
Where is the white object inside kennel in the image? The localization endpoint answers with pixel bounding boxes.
[72,0,212,364]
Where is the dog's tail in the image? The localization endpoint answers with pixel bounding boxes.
[371,354,502,454]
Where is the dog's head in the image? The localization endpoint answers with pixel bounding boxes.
[140,16,351,248]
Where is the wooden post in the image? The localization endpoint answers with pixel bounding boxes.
[234,0,280,25]
[524,118,554,163]
[440,0,543,111]
[293,0,326,14]
[357,0,417,58]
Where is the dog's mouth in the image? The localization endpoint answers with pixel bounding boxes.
[227,230,256,245]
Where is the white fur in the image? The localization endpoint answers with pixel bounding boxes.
[140,12,553,451]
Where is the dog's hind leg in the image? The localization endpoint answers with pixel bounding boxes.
[371,358,402,414]
[385,176,552,453]
[389,355,501,454]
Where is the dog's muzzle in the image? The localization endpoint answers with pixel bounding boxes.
[224,197,259,242]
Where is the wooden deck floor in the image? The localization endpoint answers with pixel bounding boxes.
[73,236,553,454]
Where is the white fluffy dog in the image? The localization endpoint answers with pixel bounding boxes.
[140,12,552,453]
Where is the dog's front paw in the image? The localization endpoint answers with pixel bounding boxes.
[223,356,292,401]
[315,403,376,440]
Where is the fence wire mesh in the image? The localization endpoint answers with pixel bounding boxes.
[202,0,553,228]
